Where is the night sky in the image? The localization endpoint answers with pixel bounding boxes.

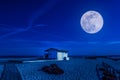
[0,0,120,56]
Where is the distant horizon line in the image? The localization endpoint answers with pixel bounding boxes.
[0,55,120,58]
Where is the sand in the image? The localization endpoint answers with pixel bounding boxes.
[0,58,119,80]
[16,58,120,80]
[0,65,3,78]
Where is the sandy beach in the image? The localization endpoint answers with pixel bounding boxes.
[0,57,120,80]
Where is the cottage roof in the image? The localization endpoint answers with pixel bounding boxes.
[45,48,58,52]
[45,48,68,52]
[58,50,68,52]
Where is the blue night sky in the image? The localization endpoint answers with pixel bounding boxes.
[0,0,120,56]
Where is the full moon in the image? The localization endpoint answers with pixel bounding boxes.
[80,11,104,34]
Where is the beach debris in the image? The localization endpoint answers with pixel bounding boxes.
[96,62,120,80]
[40,64,64,75]
[84,56,108,60]
[7,60,23,63]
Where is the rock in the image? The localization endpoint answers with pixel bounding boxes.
[41,66,53,74]
[41,64,64,75]
[50,64,64,74]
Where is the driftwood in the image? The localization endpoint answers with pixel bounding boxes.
[96,62,120,80]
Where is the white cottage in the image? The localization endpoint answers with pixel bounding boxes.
[44,48,69,60]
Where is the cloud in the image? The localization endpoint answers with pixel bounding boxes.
[107,41,120,45]
[0,23,48,39]
[87,41,99,44]
[0,0,62,40]
[34,24,48,27]
[0,29,26,39]
[28,0,62,28]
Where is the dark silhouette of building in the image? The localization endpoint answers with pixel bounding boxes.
[44,48,69,60]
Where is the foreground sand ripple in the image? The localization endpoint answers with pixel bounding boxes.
[17,58,100,80]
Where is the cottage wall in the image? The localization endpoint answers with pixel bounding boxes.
[47,50,57,59]
[57,52,69,60]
